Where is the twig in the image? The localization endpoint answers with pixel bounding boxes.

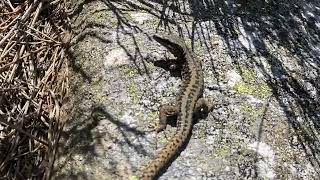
[0,0,70,178]
[0,115,49,147]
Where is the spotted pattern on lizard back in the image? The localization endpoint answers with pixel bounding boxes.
[140,34,210,180]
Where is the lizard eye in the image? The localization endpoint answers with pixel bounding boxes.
[169,64,177,70]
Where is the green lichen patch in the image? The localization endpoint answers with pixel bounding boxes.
[148,111,158,122]
[240,102,264,121]
[197,129,207,140]
[242,69,256,84]
[90,79,108,104]
[146,61,157,73]
[234,82,255,95]
[241,102,255,114]
[227,123,238,134]
[146,111,159,129]
[127,82,139,104]
[120,65,138,78]
[117,111,125,118]
[89,10,117,26]
[233,69,272,99]
[128,176,139,180]
[212,144,231,157]
[193,40,205,56]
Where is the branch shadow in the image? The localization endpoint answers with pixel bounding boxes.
[184,0,320,173]
[53,102,149,178]
[58,0,320,178]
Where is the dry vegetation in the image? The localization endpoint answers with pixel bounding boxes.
[0,0,70,179]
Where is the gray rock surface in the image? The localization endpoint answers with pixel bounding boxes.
[54,0,320,179]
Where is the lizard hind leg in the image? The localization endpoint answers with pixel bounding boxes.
[157,104,179,132]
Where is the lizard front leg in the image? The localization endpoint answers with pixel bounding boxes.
[156,104,179,132]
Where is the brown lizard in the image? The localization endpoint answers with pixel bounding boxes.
[140,33,211,180]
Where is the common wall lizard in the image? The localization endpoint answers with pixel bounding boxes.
[140,33,210,180]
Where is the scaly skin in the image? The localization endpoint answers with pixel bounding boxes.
[140,34,208,180]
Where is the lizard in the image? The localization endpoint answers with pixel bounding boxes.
[140,33,211,180]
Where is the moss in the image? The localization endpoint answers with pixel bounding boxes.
[127,82,139,104]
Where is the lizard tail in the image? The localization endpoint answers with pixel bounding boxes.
[140,129,190,180]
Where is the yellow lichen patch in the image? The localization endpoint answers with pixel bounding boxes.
[127,82,139,104]
[193,40,205,56]
[197,130,207,140]
[158,135,169,145]
[90,78,108,103]
[227,123,238,134]
[93,11,106,23]
[256,83,273,98]
[212,144,231,157]
[241,102,255,114]
[90,10,117,26]
[236,81,272,98]
[147,111,159,129]
[148,111,158,122]
[120,65,138,78]
[240,102,264,119]
[233,82,255,95]
[233,69,272,99]
[146,61,157,72]
[128,175,139,180]
[242,69,256,84]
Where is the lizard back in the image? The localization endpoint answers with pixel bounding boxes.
[140,34,204,180]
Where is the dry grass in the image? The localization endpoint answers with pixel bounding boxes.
[0,0,70,179]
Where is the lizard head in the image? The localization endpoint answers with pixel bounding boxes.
[153,34,186,57]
